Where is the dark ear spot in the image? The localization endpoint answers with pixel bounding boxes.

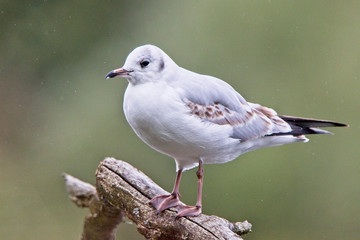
[159,59,165,72]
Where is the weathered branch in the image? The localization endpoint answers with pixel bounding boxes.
[64,157,252,239]
[63,173,124,240]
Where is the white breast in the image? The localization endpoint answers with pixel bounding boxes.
[123,82,241,170]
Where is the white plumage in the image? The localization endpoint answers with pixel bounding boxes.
[106,44,346,217]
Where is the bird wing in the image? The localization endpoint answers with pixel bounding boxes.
[177,73,291,141]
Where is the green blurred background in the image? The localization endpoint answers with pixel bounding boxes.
[1,1,359,239]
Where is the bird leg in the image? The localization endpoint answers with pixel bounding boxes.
[176,160,203,217]
[150,169,183,213]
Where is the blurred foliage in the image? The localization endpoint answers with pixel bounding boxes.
[1,1,359,239]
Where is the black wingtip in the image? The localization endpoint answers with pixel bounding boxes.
[267,127,333,137]
[326,122,348,127]
[278,115,348,128]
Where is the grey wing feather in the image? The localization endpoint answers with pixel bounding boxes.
[178,72,291,141]
[176,70,347,141]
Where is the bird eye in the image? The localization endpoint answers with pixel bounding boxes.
[140,59,150,68]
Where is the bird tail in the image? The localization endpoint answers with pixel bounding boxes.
[270,115,348,136]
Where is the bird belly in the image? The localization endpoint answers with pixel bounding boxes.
[123,83,242,170]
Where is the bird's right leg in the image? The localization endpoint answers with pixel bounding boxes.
[150,169,183,213]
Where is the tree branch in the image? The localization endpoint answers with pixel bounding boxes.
[64,157,252,239]
[63,173,124,240]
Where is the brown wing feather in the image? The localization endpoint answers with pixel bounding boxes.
[186,101,255,126]
[186,101,284,141]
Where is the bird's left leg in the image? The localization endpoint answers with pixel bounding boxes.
[150,169,183,213]
[176,160,203,217]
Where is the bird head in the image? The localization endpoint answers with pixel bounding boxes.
[105,44,176,85]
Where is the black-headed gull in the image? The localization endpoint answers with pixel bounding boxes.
[106,45,347,217]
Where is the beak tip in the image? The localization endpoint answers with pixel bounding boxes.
[105,71,117,79]
[105,68,130,79]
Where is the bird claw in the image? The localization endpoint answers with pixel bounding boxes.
[150,194,202,218]
[176,204,202,217]
[150,194,180,213]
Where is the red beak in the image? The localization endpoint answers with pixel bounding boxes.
[105,68,133,79]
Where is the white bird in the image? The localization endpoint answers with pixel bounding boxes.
[105,45,347,217]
